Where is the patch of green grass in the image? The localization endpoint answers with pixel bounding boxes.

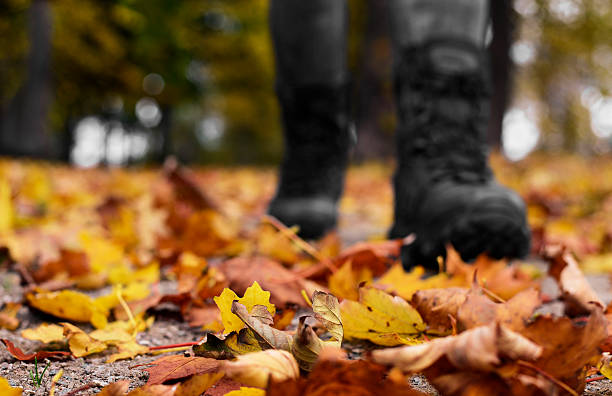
[28,356,50,388]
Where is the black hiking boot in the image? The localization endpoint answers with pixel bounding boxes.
[390,39,531,271]
[268,83,353,239]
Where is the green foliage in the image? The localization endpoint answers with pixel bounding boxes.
[28,356,50,388]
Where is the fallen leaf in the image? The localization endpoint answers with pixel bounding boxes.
[267,354,426,396]
[97,380,130,396]
[21,323,65,343]
[224,349,299,388]
[142,355,222,385]
[231,302,292,351]
[214,281,275,334]
[26,289,108,328]
[328,260,372,301]
[174,372,224,396]
[544,244,604,315]
[411,287,469,335]
[0,303,20,330]
[0,376,21,396]
[341,287,425,346]
[0,339,70,361]
[107,340,150,363]
[224,388,265,396]
[312,291,343,344]
[334,239,403,277]
[62,322,107,357]
[457,287,541,332]
[193,329,262,359]
[219,256,324,308]
[376,264,462,301]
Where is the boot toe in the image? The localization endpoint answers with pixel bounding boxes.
[268,197,338,239]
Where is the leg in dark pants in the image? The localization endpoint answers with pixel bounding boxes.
[268,0,353,239]
[388,0,530,270]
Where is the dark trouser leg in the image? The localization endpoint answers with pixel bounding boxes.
[268,0,353,239]
[387,0,530,270]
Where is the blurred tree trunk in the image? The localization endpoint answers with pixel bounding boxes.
[155,105,173,163]
[353,0,394,161]
[487,0,515,149]
[0,0,54,158]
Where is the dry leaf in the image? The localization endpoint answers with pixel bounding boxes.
[141,355,222,385]
[224,349,299,388]
[0,339,71,361]
[26,289,108,328]
[544,244,604,315]
[267,354,426,396]
[21,323,65,343]
[0,376,21,396]
[219,256,324,307]
[61,322,107,357]
[174,372,224,396]
[97,380,130,396]
[341,287,425,346]
[231,302,292,351]
[193,329,262,359]
[411,287,469,335]
[214,281,275,334]
[0,303,20,330]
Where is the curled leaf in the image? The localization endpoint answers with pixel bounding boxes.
[224,349,299,388]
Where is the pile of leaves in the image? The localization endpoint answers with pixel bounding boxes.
[0,154,611,395]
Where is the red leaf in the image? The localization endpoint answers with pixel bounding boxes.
[140,355,222,385]
[1,339,71,361]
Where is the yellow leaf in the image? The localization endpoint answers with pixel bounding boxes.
[582,253,612,274]
[0,376,22,396]
[21,323,65,343]
[376,264,461,301]
[106,340,149,363]
[224,349,299,388]
[224,388,265,396]
[214,281,275,334]
[340,287,425,346]
[174,372,224,396]
[0,303,20,330]
[0,178,12,233]
[79,231,124,274]
[27,290,108,328]
[311,291,342,345]
[62,322,107,357]
[328,260,372,301]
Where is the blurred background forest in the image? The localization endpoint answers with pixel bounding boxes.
[1,0,612,166]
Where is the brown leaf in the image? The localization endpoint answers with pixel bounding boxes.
[333,239,403,277]
[457,288,541,332]
[193,329,262,359]
[219,256,324,307]
[372,323,542,373]
[97,380,130,396]
[0,339,71,361]
[203,377,244,396]
[231,301,293,351]
[141,355,222,385]
[163,157,219,211]
[519,304,607,389]
[186,306,222,328]
[411,287,469,335]
[223,350,299,388]
[267,355,426,396]
[544,244,604,315]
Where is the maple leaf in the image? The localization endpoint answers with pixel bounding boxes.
[0,339,71,361]
[61,322,107,357]
[224,350,299,388]
[141,355,222,385]
[214,281,275,334]
[219,256,324,308]
[231,302,293,351]
[411,287,469,336]
[0,376,21,396]
[340,287,425,346]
